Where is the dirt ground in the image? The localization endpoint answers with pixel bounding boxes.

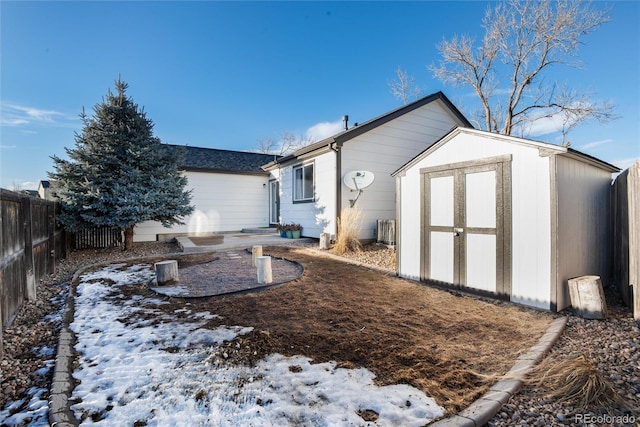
[119,245,554,416]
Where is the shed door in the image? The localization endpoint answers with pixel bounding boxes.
[422,157,511,297]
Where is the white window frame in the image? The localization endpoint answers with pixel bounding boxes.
[293,162,314,203]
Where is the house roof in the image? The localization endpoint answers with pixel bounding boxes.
[22,189,40,197]
[39,180,50,189]
[262,91,472,170]
[392,127,620,177]
[165,144,281,175]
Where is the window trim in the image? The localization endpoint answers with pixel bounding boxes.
[292,161,315,203]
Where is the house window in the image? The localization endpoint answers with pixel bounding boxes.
[293,163,314,203]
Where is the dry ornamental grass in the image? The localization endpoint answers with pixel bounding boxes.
[332,207,363,255]
[526,353,629,411]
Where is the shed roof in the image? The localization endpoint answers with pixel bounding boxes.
[262,91,472,170]
[392,127,620,177]
[165,144,280,175]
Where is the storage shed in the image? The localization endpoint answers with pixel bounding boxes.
[392,127,619,311]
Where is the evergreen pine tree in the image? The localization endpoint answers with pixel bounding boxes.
[50,77,193,249]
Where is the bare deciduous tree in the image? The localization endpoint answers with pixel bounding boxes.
[430,0,616,140]
[256,131,315,156]
[388,66,424,105]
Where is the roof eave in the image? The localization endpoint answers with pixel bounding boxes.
[181,167,271,176]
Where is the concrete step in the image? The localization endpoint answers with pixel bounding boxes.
[241,227,278,235]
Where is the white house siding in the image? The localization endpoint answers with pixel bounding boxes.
[134,171,270,242]
[397,131,554,310]
[554,155,613,311]
[341,100,464,240]
[278,151,337,239]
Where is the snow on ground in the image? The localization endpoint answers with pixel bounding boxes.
[52,263,444,426]
[0,387,50,427]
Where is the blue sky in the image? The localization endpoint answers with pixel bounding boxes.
[1,1,638,190]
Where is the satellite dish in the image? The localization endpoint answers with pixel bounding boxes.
[343,171,375,207]
[343,170,375,190]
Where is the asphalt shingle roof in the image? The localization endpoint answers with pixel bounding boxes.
[165,145,280,174]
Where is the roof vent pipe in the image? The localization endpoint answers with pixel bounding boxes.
[342,115,349,130]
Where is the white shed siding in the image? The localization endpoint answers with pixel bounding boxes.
[278,151,336,239]
[134,171,270,242]
[554,155,613,311]
[510,150,552,310]
[397,164,425,280]
[341,101,463,240]
[397,131,553,309]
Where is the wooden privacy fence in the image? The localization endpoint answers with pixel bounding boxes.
[612,161,640,321]
[73,226,121,250]
[1,189,66,357]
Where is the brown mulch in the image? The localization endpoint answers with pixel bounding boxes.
[120,245,554,415]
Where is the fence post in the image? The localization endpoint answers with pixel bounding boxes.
[630,162,640,321]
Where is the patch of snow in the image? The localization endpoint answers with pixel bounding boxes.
[32,345,55,357]
[150,285,190,296]
[0,388,49,427]
[33,360,55,377]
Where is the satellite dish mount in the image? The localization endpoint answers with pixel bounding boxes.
[343,170,375,207]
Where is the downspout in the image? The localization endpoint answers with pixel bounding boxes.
[395,174,401,276]
[332,141,342,239]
